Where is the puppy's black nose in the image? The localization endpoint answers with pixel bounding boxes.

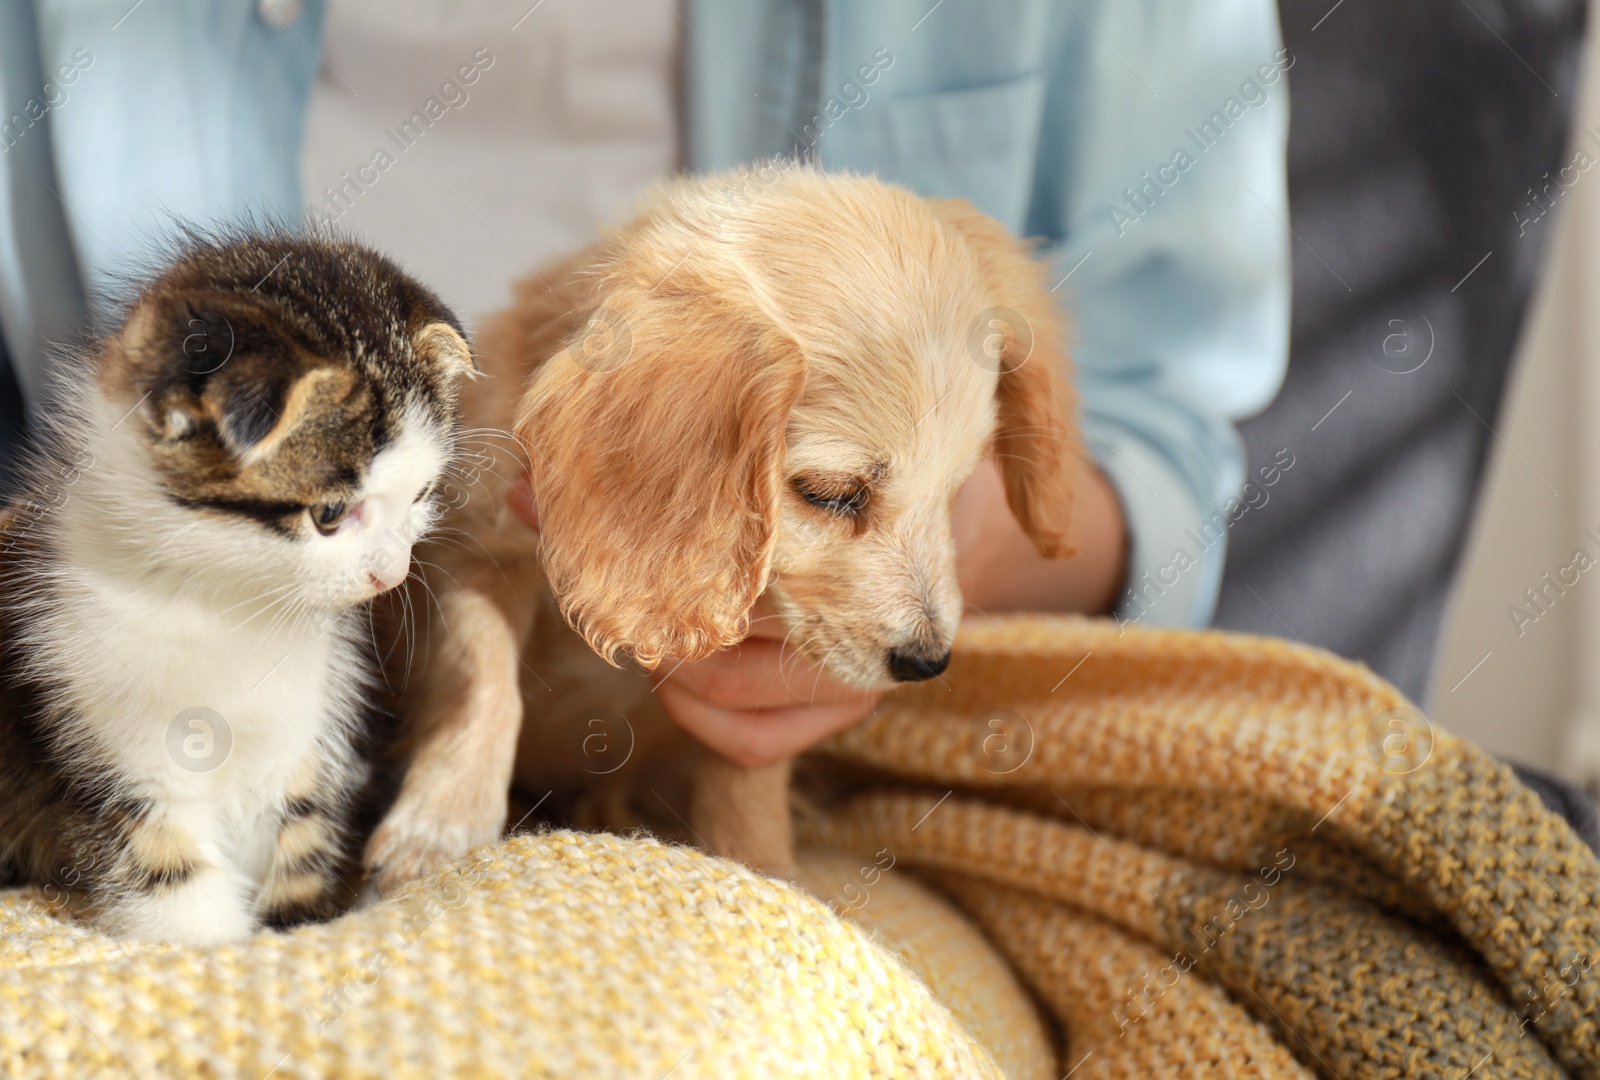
[887,648,951,682]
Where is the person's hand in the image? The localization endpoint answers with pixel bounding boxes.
[505,477,881,768]
[647,597,883,768]
[953,456,1126,615]
[507,476,541,532]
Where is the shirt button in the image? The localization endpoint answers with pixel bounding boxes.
[257,0,303,29]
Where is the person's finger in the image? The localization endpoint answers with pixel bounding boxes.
[653,637,877,712]
[652,680,877,767]
[505,475,540,532]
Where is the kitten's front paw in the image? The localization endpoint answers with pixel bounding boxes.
[99,871,258,945]
[365,783,506,897]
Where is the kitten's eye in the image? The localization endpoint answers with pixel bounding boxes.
[793,477,869,517]
[311,501,349,536]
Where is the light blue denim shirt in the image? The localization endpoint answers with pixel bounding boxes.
[0,0,1290,628]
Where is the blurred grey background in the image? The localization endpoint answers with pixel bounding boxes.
[1215,0,1600,795]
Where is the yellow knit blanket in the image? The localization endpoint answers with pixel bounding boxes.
[805,616,1600,1078]
[1,617,1595,1078]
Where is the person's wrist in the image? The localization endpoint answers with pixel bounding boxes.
[953,457,1127,616]
[953,458,1013,612]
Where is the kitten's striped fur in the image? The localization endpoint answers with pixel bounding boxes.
[0,232,473,942]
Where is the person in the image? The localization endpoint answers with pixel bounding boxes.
[0,0,1289,771]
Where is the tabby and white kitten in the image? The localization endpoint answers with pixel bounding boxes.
[0,233,474,943]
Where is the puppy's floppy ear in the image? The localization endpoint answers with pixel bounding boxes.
[931,198,1082,559]
[514,278,807,669]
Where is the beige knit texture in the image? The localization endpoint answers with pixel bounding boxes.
[803,615,1600,1078]
[0,831,999,1078]
[4,614,1598,1079]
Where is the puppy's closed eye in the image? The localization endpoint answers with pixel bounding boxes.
[791,474,870,519]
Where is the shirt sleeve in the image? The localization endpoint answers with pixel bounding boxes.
[0,0,90,408]
[1028,0,1292,627]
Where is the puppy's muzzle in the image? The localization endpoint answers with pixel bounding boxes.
[887,648,952,683]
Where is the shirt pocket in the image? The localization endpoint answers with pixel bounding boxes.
[821,71,1047,235]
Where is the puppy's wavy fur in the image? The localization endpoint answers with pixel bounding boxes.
[367,168,1080,886]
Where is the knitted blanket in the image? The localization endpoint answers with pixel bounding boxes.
[0,831,1003,1078]
[803,616,1600,1078]
[0,616,1594,1078]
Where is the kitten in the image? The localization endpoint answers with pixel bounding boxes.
[0,232,474,944]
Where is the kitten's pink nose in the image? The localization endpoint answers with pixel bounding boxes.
[367,547,412,591]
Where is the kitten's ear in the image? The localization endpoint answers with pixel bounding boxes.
[929,197,1082,558]
[412,320,480,379]
[124,295,353,464]
[207,366,352,464]
[514,281,807,669]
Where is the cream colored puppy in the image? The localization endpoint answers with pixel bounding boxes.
[365,166,1081,889]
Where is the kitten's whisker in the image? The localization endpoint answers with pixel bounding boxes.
[214,582,294,620]
[453,427,521,445]
[425,531,501,565]
[394,583,420,688]
[408,571,450,670]
[226,586,301,635]
[410,558,467,593]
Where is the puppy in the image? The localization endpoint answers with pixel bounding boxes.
[365,167,1081,890]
